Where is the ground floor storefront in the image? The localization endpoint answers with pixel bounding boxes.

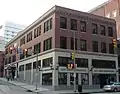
[4,49,119,89]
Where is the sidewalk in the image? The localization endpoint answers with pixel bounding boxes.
[0,78,103,94]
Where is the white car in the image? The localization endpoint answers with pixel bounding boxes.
[103,82,120,92]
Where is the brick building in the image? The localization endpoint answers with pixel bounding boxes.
[4,5,118,89]
[89,0,120,39]
[0,51,4,77]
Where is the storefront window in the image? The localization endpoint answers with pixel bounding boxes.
[81,73,88,85]
[58,73,67,85]
[42,73,52,85]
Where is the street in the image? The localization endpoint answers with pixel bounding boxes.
[0,79,35,94]
[92,92,120,94]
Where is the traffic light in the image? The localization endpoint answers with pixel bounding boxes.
[112,38,117,48]
[71,52,75,60]
[67,64,74,69]
[67,64,77,69]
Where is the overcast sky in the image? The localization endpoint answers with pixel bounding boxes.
[0,0,108,26]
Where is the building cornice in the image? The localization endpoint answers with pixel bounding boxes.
[5,5,56,47]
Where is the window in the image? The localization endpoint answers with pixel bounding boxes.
[26,63,31,70]
[33,60,41,69]
[8,57,11,64]
[20,36,25,46]
[92,23,98,34]
[43,37,52,51]
[106,13,110,18]
[108,27,113,37]
[80,39,87,51]
[101,42,106,53]
[43,57,53,67]
[44,18,52,32]
[71,38,77,50]
[92,41,98,52]
[80,21,86,32]
[92,59,115,68]
[71,19,77,30]
[26,47,32,57]
[112,9,117,17]
[100,25,106,36]
[19,65,24,71]
[34,25,41,38]
[60,37,67,49]
[76,58,88,67]
[34,43,41,54]
[27,31,32,42]
[12,55,16,62]
[58,57,69,66]
[109,43,114,54]
[60,17,67,29]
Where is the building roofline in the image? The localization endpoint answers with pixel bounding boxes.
[5,5,57,47]
[5,5,116,47]
[88,0,112,13]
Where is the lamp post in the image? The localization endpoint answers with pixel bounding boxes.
[73,31,76,92]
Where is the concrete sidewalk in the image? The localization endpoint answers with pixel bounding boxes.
[0,78,103,94]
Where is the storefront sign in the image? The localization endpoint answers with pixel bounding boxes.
[93,69,116,74]
[58,67,88,73]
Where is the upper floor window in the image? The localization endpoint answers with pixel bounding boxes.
[34,43,41,54]
[34,25,41,38]
[112,9,117,17]
[12,55,16,62]
[26,63,31,70]
[20,36,25,46]
[106,13,110,18]
[19,65,24,71]
[43,37,52,51]
[71,19,77,30]
[60,37,67,49]
[43,57,53,67]
[92,41,98,52]
[80,21,86,32]
[101,42,106,53]
[27,31,32,42]
[60,17,67,29]
[109,43,114,54]
[26,47,32,57]
[108,27,113,37]
[44,18,52,32]
[71,38,77,50]
[92,23,98,34]
[80,39,87,51]
[100,25,106,36]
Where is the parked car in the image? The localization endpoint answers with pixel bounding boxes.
[103,82,120,92]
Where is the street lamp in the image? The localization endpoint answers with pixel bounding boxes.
[73,31,76,92]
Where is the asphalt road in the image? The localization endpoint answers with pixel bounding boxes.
[0,79,36,94]
[92,92,120,94]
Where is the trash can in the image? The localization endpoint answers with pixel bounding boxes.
[78,84,82,92]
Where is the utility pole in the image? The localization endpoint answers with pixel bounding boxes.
[73,31,76,92]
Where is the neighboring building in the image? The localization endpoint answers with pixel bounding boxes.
[89,0,120,39]
[0,51,4,77]
[0,36,5,51]
[89,0,120,85]
[0,21,25,44]
[4,5,118,89]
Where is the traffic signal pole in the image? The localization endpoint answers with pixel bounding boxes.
[73,31,76,92]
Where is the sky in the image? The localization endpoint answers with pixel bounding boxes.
[0,0,108,32]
